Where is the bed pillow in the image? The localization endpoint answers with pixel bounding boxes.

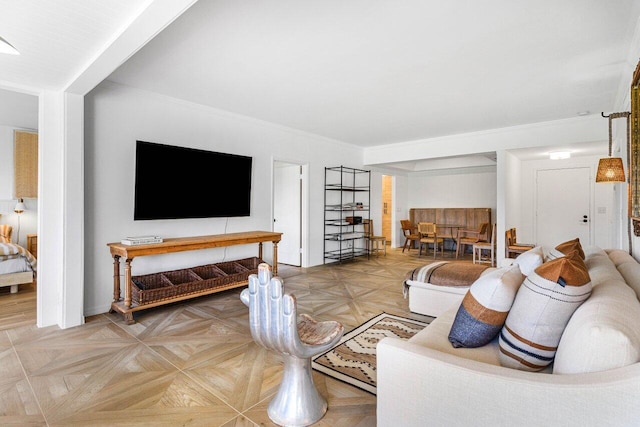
[546,237,585,261]
[498,250,592,371]
[448,264,525,348]
[513,246,544,276]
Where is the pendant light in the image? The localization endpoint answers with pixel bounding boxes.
[596,112,629,183]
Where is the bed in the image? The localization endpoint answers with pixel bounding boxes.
[0,242,37,293]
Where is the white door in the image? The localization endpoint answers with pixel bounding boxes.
[274,162,301,266]
[536,167,591,248]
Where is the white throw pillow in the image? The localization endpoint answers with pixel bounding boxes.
[513,246,544,277]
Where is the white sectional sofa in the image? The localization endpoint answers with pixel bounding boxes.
[378,247,640,427]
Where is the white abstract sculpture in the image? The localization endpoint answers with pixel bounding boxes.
[241,263,344,426]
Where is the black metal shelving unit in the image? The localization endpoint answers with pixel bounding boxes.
[323,165,371,263]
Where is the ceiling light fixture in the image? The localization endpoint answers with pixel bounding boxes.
[0,36,20,55]
[549,151,571,160]
[596,112,629,183]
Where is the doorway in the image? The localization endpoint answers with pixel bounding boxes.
[273,161,303,266]
[0,89,38,329]
[382,175,392,246]
[536,167,591,247]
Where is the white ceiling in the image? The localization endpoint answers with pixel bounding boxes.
[106,0,640,147]
[0,0,151,91]
[1,1,639,167]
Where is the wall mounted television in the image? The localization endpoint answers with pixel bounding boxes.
[134,140,252,220]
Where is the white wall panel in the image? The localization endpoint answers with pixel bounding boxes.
[84,81,364,316]
[407,167,497,215]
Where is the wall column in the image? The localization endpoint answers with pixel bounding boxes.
[37,91,84,328]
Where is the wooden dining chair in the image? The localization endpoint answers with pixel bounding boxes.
[418,222,444,259]
[455,222,489,259]
[473,223,496,266]
[505,227,535,258]
[400,220,420,252]
[363,219,386,256]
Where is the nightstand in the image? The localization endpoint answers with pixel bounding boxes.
[26,234,37,258]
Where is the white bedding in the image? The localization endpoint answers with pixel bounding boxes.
[0,243,37,275]
[0,257,31,274]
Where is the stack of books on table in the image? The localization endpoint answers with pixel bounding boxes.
[121,235,163,246]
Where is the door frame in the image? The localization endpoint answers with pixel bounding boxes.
[381,174,392,246]
[272,158,309,267]
[534,166,593,247]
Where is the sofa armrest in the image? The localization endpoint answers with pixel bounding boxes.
[377,337,640,427]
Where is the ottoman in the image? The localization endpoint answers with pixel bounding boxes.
[403,261,494,317]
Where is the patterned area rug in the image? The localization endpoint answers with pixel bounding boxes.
[312,312,431,394]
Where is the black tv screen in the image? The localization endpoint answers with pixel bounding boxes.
[134,141,252,220]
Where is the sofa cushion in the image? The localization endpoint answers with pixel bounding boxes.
[606,249,640,300]
[546,237,585,261]
[553,279,640,374]
[410,308,503,366]
[448,264,524,348]
[554,249,640,374]
[499,250,592,371]
[513,246,544,276]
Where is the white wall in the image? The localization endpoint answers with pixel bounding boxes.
[504,152,523,238]
[392,173,409,248]
[0,126,14,200]
[364,115,606,167]
[84,81,365,316]
[407,166,497,217]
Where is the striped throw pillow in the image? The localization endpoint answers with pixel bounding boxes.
[448,264,525,348]
[499,250,592,371]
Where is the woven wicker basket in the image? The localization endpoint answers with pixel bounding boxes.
[191,264,233,290]
[234,257,263,271]
[131,272,177,305]
[131,257,263,306]
[191,264,227,280]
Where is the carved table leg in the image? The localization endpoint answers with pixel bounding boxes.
[123,312,135,325]
[124,258,133,308]
[112,255,121,302]
[258,242,263,261]
[273,241,279,276]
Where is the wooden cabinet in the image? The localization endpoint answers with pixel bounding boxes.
[26,234,37,257]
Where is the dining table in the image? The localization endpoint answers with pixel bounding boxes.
[434,224,465,256]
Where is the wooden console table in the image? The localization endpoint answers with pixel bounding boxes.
[107,230,282,324]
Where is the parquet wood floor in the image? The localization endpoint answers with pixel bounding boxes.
[0,248,472,426]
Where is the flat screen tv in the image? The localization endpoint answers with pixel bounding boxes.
[134,140,252,220]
